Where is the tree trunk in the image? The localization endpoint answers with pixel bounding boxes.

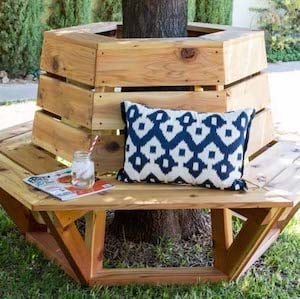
[110,0,211,243]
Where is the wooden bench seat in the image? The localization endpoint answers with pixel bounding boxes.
[0,123,299,286]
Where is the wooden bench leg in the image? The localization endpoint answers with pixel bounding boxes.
[211,208,233,273]
[85,210,106,277]
[40,211,92,285]
[0,189,46,234]
[225,207,284,279]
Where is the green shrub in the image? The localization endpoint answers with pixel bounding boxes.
[47,0,92,29]
[0,0,44,77]
[252,0,300,62]
[93,0,121,22]
[195,0,233,25]
[188,0,196,22]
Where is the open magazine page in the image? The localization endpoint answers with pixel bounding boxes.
[23,168,113,201]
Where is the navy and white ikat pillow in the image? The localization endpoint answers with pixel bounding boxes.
[117,101,255,191]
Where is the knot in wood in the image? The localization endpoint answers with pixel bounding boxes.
[181,48,196,59]
[52,56,60,71]
[105,141,120,152]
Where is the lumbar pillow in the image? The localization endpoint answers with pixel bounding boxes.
[117,101,255,191]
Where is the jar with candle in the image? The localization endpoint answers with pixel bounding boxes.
[71,151,95,189]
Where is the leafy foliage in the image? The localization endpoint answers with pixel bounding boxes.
[47,0,91,29]
[252,0,300,62]
[0,0,44,76]
[93,0,122,22]
[195,0,233,25]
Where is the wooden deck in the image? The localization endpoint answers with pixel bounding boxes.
[0,122,299,286]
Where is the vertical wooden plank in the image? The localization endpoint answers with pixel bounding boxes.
[41,211,91,285]
[0,189,46,234]
[85,210,106,276]
[211,209,233,272]
[245,109,274,159]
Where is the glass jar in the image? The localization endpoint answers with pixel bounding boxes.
[71,151,95,189]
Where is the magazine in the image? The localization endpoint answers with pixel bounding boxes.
[23,168,113,201]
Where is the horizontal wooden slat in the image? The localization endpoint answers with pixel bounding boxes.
[40,35,97,86]
[32,109,274,173]
[32,111,91,162]
[37,75,94,128]
[0,132,65,174]
[93,90,227,130]
[41,22,267,87]
[96,45,224,87]
[226,73,270,113]
[31,111,124,172]
[90,267,227,286]
[38,73,270,130]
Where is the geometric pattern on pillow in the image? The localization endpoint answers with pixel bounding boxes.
[117,101,255,191]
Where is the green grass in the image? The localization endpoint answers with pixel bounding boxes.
[0,209,299,299]
[0,99,36,106]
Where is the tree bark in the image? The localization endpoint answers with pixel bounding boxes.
[110,0,211,243]
[122,0,187,38]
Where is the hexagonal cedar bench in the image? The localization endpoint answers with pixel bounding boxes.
[0,22,298,286]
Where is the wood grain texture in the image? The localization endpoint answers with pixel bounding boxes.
[226,73,270,112]
[36,72,270,130]
[40,34,97,85]
[90,267,227,286]
[41,211,91,285]
[37,75,94,128]
[0,132,65,174]
[245,109,274,159]
[238,228,280,277]
[0,153,53,211]
[226,207,283,279]
[32,109,274,174]
[93,90,226,130]
[244,141,300,187]
[223,32,268,84]
[0,121,33,143]
[32,111,124,172]
[85,210,106,276]
[32,111,91,162]
[40,22,267,87]
[55,210,89,228]
[96,44,224,87]
[211,209,233,272]
[0,189,46,234]
[265,158,300,202]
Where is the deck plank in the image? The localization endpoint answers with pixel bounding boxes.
[0,121,33,143]
[243,141,300,187]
